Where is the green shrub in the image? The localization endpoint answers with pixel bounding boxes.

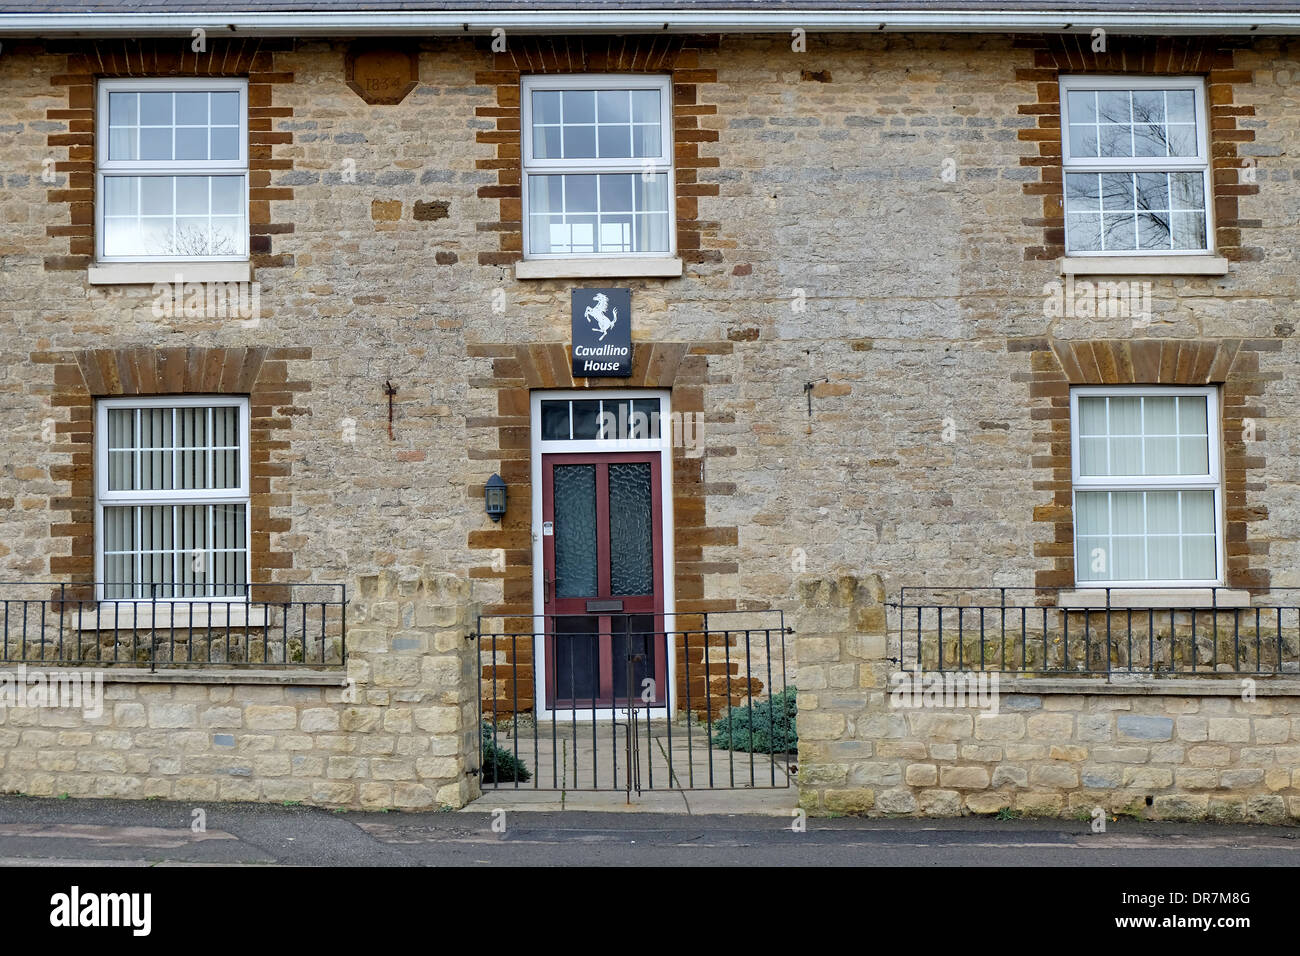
[481,721,531,783]
[711,687,797,754]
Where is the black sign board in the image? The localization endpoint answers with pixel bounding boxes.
[571,288,632,378]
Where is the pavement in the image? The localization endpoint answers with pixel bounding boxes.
[0,794,1297,866]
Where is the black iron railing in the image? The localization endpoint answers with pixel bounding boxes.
[0,582,347,669]
[891,586,1300,676]
[474,610,793,796]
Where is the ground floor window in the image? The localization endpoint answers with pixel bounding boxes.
[95,396,250,600]
[1071,385,1221,586]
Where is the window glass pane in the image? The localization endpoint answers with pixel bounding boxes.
[1077,397,1106,433]
[632,399,660,438]
[1182,537,1216,580]
[597,124,632,159]
[140,91,172,126]
[1178,395,1208,435]
[527,172,670,255]
[139,126,173,161]
[210,126,239,161]
[532,89,562,125]
[175,92,208,125]
[1069,124,1098,158]
[562,89,595,124]
[596,89,630,124]
[108,91,138,127]
[562,124,597,159]
[211,91,240,126]
[103,176,138,217]
[101,175,247,258]
[541,401,570,440]
[630,89,660,124]
[174,127,208,161]
[571,400,601,440]
[1142,396,1176,434]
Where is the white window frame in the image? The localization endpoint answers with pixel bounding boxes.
[94,395,252,603]
[1069,385,1224,588]
[520,73,675,260]
[96,77,250,263]
[1059,75,1214,258]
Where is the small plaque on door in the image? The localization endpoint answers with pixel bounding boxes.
[542,521,553,536]
[586,599,623,612]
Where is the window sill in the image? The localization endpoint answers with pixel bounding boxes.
[67,603,269,630]
[1058,588,1250,609]
[515,257,683,280]
[87,261,253,286]
[1058,256,1230,277]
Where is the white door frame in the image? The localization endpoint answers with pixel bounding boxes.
[529,388,676,722]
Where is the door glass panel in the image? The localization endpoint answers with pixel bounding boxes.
[553,464,598,598]
[553,616,599,703]
[608,462,654,596]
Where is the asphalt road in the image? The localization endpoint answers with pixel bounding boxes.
[0,795,1297,867]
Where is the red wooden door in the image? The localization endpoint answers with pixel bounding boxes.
[541,452,665,709]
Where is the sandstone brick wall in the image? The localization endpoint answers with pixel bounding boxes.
[3,31,1300,812]
[0,573,481,810]
[796,573,1300,821]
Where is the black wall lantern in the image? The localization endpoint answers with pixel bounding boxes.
[484,473,507,522]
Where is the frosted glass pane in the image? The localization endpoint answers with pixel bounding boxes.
[553,465,597,599]
[608,463,654,596]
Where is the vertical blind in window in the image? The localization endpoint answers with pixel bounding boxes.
[100,402,248,600]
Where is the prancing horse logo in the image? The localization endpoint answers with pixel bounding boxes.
[583,292,618,341]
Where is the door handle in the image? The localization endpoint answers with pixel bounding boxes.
[545,570,552,604]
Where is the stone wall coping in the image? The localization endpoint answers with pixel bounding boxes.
[1002,676,1300,697]
[0,667,349,686]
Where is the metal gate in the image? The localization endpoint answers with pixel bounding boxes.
[474,609,793,796]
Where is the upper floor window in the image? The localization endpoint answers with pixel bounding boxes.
[96,78,248,262]
[1071,386,1221,587]
[521,74,673,259]
[1060,76,1211,256]
[96,397,250,601]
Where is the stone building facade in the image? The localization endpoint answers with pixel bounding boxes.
[1,4,1299,818]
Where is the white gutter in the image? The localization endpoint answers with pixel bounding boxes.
[2,10,1299,37]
